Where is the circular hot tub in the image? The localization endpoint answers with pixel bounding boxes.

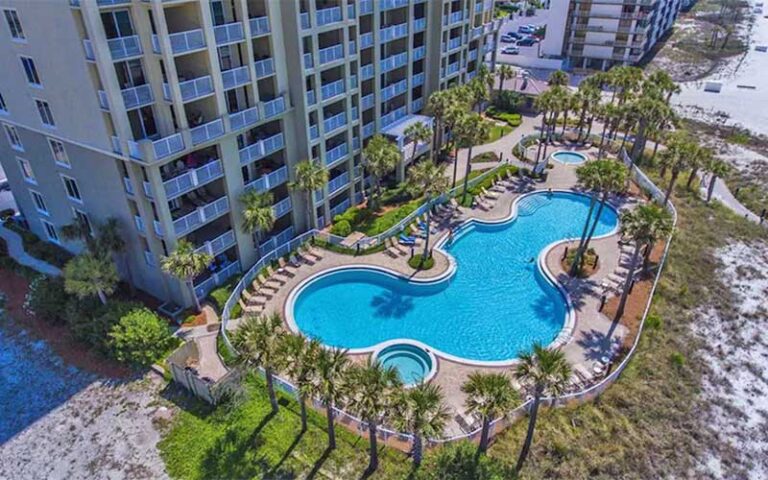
[373,342,437,386]
[551,150,588,165]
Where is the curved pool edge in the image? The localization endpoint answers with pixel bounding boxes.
[550,150,589,165]
[284,189,622,368]
[371,339,439,388]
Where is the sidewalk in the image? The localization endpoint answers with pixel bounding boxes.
[0,225,62,276]
[700,175,764,225]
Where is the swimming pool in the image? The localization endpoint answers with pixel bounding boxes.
[289,192,618,364]
[551,150,588,165]
[373,342,436,386]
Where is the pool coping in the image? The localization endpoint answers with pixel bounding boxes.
[371,339,439,388]
[550,149,589,165]
[284,189,621,368]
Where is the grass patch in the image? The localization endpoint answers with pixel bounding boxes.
[216,333,237,368]
[560,247,599,278]
[332,198,424,237]
[486,124,514,143]
[408,254,435,271]
[207,275,243,317]
[472,151,500,164]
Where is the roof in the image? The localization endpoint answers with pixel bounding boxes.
[505,75,550,97]
[381,114,433,147]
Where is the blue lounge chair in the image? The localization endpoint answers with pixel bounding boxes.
[399,234,416,245]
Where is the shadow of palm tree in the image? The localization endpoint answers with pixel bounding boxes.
[575,328,622,363]
[371,291,414,319]
[305,446,333,480]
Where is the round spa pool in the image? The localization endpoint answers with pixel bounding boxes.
[373,343,436,386]
[551,150,588,165]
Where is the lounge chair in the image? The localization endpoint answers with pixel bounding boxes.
[299,244,321,262]
[399,233,417,246]
[266,265,286,284]
[256,274,280,291]
[288,254,303,268]
[277,258,297,277]
[295,249,316,265]
[384,238,400,258]
[306,244,325,260]
[482,187,500,199]
[239,299,262,314]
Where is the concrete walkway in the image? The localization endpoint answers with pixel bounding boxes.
[0,225,62,276]
[700,174,764,225]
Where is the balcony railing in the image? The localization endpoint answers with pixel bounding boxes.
[273,197,292,218]
[443,10,465,26]
[300,12,311,29]
[325,143,348,165]
[412,97,424,112]
[169,29,206,54]
[306,90,317,105]
[382,79,408,101]
[361,93,374,110]
[381,52,408,72]
[351,106,359,120]
[360,32,374,49]
[414,18,427,32]
[221,65,251,90]
[323,111,347,133]
[190,118,225,145]
[443,36,463,52]
[413,45,426,60]
[442,62,460,78]
[469,49,478,61]
[244,165,289,193]
[239,132,285,164]
[381,0,408,10]
[121,84,153,110]
[214,22,245,45]
[330,198,351,217]
[151,34,161,53]
[362,122,375,138]
[134,215,145,234]
[309,124,319,140]
[412,72,426,87]
[347,3,356,18]
[380,23,408,42]
[123,176,134,194]
[250,16,270,37]
[361,63,374,79]
[472,26,483,39]
[349,40,357,55]
[254,58,275,78]
[164,159,224,200]
[262,96,286,119]
[195,229,236,257]
[318,44,344,65]
[229,105,260,131]
[360,0,374,14]
[381,106,407,128]
[328,171,349,195]
[107,35,142,60]
[353,136,361,150]
[151,133,185,160]
[173,196,230,237]
[303,52,314,69]
[316,6,342,26]
[177,75,214,102]
[259,226,295,254]
[321,79,345,101]
[193,261,241,300]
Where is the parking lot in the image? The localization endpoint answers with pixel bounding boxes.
[494,8,561,75]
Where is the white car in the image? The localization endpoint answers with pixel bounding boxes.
[501,46,520,55]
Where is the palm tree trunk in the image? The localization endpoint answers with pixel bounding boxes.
[561,110,569,135]
[299,394,308,432]
[630,121,647,161]
[577,107,587,140]
[188,280,201,312]
[686,168,699,189]
[535,113,547,162]
[642,241,655,274]
[305,191,313,230]
[423,205,432,260]
[580,194,608,266]
[97,289,108,306]
[651,137,661,164]
[461,147,473,203]
[570,195,597,276]
[664,172,678,205]
[326,403,337,449]
[452,153,459,188]
[432,120,441,163]
[614,242,641,321]
[515,393,541,474]
[706,175,718,202]
[413,433,424,466]
[265,367,278,413]
[498,74,504,92]
[368,422,379,471]
[585,117,594,143]
[598,120,609,159]
[479,417,491,453]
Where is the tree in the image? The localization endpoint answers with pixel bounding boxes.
[311,346,350,449]
[513,343,572,473]
[363,134,401,210]
[468,75,491,112]
[533,88,558,165]
[161,240,212,312]
[453,113,490,202]
[426,89,455,160]
[404,121,433,167]
[60,217,98,252]
[414,441,513,479]
[574,82,601,142]
[497,64,514,92]
[392,382,449,467]
[705,157,730,203]
[659,133,695,204]
[548,69,569,87]
[406,160,450,263]
[95,217,132,291]
[233,313,286,413]
[346,359,403,472]
[240,190,275,243]
[461,372,517,454]
[108,307,179,366]
[64,253,119,305]
[614,204,673,320]
[644,70,680,105]
[289,159,328,230]
[687,146,712,189]
[280,334,321,432]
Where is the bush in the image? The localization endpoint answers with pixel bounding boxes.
[472,151,500,163]
[408,254,435,270]
[109,308,180,367]
[24,276,69,324]
[330,219,352,237]
[492,90,522,113]
[415,441,512,480]
[66,298,140,353]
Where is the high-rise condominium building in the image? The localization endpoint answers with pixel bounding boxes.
[0,0,501,309]
[541,0,682,71]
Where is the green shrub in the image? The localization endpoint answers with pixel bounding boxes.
[108,307,180,367]
[66,298,140,353]
[25,276,68,324]
[670,352,686,368]
[408,254,435,270]
[415,441,512,480]
[472,151,500,163]
[330,219,352,237]
[646,313,663,330]
[216,333,238,367]
[492,90,522,113]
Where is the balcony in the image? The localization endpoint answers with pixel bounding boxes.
[214,22,245,45]
[316,6,342,26]
[221,65,251,90]
[412,97,424,112]
[306,90,317,105]
[194,229,236,257]
[107,35,142,60]
[310,124,319,140]
[254,58,275,79]
[250,16,270,37]
[193,260,240,299]
[321,79,345,101]
[173,196,230,237]
[351,106,359,120]
[273,197,292,218]
[121,84,153,110]
[443,36,463,53]
[150,133,185,161]
[413,45,426,60]
[300,12,311,29]
[164,158,224,200]
[382,79,407,101]
[318,44,344,65]
[380,23,408,43]
[349,40,357,55]
[98,90,109,110]
[245,165,289,193]
[259,226,295,254]
[361,93,374,110]
[347,3,356,17]
[175,75,214,102]
[414,18,427,32]
[412,72,425,87]
[328,171,349,196]
[262,96,286,119]
[471,26,483,40]
[239,132,285,164]
[381,106,406,128]
[469,49,478,61]
[381,52,408,73]
[323,111,347,134]
[443,11,465,26]
[190,118,225,145]
[169,29,206,55]
[381,0,409,10]
[325,143,348,165]
[330,198,351,217]
[361,63,374,80]
[360,0,374,14]
[442,62,460,78]
[360,32,374,49]
[304,52,314,70]
[362,122,375,138]
[229,105,260,131]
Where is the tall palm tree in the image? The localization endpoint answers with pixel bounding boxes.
[311,346,350,450]
[346,359,403,472]
[548,69,569,87]
[574,79,602,143]
[513,343,572,473]
[497,64,514,92]
[160,239,212,312]
[533,89,556,164]
[468,75,491,113]
[60,217,99,253]
[233,313,286,413]
[392,382,450,467]
[614,204,673,320]
[629,97,672,162]
[289,159,328,230]
[404,121,433,167]
[363,134,401,210]
[63,253,119,305]
[280,334,321,432]
[406,160,450,261]
[560,89,578,135]
[645,70,680,105]
[461,371,517,454]
[705,157,730,203]
[686,146,712,189]
[240,190,275,244]
[426,89,454,160]
[659,135,694,204]
[454,113,491,201]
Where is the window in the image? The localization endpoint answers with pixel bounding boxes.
[41,220,59,243]
[3,124,23,151]
[73,209,93,235]
[35,99,55,127]
[48,138,69,167]
[30,190,48,215]
[3,9,24,41]
[17,157,35,184]
[100,10,133,39]
[61,175,82,202]
[20,56,41,86]
[0,92,7,114]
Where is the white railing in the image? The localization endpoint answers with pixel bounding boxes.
[381,52,408,73]
[190,118,225,145]
[328,171,349,195]
[195,229,236,257]
[323,111,347,133]
[244,165,288,193]
[360,32,374,49]
[262,96,285,118]
[214,22,244,45]
[259,226,296,253]
[163,159,224,200]
[413,45,426,60]
[360,63,374,79]
[382,79,407,101]
[147,134,184,160]
[325,143,348,165]
[316,6,342,26]
[221,65,250,90]
[239,132,285,164]
[178,75,214,102]
[472,26,483,40]
[121,84,153,110]
[107,35,141,60]
[194,261,241,299]
[254,58,275,78]
[173,196,230,236]
[229,105,260,131]
[318,44,344,65]
[273,197,292,218]
[321,79,345,100]
[412,72,425,87]
[361,93,374,110]
[153,220,163,237]
[380,23,408,42]
[249,16,270,37]
[169,29,205,54]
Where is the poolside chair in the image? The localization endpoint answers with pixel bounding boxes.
[295,248,316,265]
[256,274,280,291]
[385,238,400,258]
[298,244,320,262]
[305,244,325,260]
[450,198,460,209]
[266,265,286,284]
[482,187,500,199]
[398,233,417,246]
[239,298,263,315]
[277,258,297,277]
[288,254,304,268]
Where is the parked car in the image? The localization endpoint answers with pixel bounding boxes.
[517,37,538,46]
[501,33,517,43]
[501,46,520,55]
[518,24,536,34]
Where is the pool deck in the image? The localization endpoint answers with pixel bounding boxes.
[227,158,640,437]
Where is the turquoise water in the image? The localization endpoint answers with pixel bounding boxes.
[552,151,587,165]
[292,192,618,362]
[376,344,432,385]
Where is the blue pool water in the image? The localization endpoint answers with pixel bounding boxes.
[375,344,433,386]
[292,192,618,362]
[552,151,587,165]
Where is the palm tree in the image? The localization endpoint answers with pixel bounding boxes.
[406,160,450,262]
[560,89,578,135]
[94,217,132,291]
[233,313,286,413]
[160,240,212,312]
[454,113,491,201]
[645,70,680,105]
[659,136,694,205]
[426,89,454,160]
[497,64,514,92]
[686,146,712,190]
[614,205,673,320]
[280,334,321,432]
[468,75,491,113]
[548,69,569,87]
[533,90,556,164]
[60,217,99,253]
[346,359,403,472]
[392,382,450,467]
[404,121,433,167]
[240,190,275,244]
[289,159,328,230]
[461,371,517,454]
[311,346,350,449]
[363,134,401,210]
[629,97,672,162]
[63,253,119,305]
[705,157,730,203]
[513,343,572,474]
